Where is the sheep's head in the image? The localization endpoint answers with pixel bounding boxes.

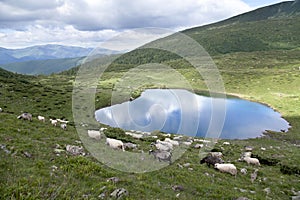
[214,163,219,168]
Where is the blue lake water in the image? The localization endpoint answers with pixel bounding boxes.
[95,89,290,139]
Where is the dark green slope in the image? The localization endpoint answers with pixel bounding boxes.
[0,57,84,75]
[183,0,300,55]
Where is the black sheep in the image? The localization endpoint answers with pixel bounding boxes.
[200,155,224,167]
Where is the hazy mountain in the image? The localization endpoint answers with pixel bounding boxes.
[0,57,84,75]
[0,44,119,65]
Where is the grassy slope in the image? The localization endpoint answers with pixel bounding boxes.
[0,57,84,75]
[0,49,300,199]
[1,2,300,199]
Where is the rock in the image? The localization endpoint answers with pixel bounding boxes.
[110,188,128,199]
[183,163,191,167]
[204,172,210,176]
[177,163,183,169]
[223,142,230,145]
[188,168,194,171]
[244,146,253,151]
[176,193,180,198]
[263,188,271,195]
[261,147,266,151]
[54,149,65,154]
[23,151,32,158]
[240,168,247,175]
[172,185,184,191]
[235,197,250,200]
[98,192,106,199]
[66,145,85,156]
[239,189,247,193]
[107,177,120,184]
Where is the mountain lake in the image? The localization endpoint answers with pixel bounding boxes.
[95,89,290,139]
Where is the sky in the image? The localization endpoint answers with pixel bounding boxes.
[0,0,291,49]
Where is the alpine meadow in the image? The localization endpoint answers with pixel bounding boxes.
[0,1,300,199]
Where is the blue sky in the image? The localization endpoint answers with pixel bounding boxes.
[0,0,291,48]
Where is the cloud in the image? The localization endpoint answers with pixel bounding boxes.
[0,0,252,48]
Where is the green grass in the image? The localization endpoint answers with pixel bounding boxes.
[0,48,300,199]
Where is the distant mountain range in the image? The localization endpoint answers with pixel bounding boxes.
[0,44,120,75]
[0,44,94,65]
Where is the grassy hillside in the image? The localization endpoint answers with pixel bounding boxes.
[184,1,300,55]
[1,1,300,199]
[1,48,300,199]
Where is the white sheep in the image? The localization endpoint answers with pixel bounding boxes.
[37,115,45,122]
[243,156,260,166]
[57,119,69,124]
[125,132,143,139]
[223,142,230,145]
[242,152,252,158]
[151,142,172,152]
[182,141,192,146]
[209,152,223,158]
[50,119,58,126]
[106,138,125,151]
[60,123,67,130]
[164,138,179,146]
[17,113,32,121]
[214,163,237,176]
[173,135,183,140]
[0,108,2,112]
[156,140,173,150]
[88,130,101,140]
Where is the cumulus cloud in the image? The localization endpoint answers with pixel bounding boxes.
[0,0,252,48]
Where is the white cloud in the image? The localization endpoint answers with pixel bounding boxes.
[0,0,252,48]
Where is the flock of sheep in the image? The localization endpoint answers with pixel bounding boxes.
[12,109,261,178]
[17,112,69,130]
[87,128,261,177]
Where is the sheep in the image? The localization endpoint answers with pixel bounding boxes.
[50,119,58,126]
[209,152,223,158]
[242,152,252,158]
[57,119,69,124]
[182,141,192,146]
[151,142,172,152]
[17,113,32,121]
[173,135,183,140]
[37,115,45,122]
[149,149,172,164]
[244,146,253,151]
[164,138,179,146]
[242,156,260,166]
[88,130,101,140]
[156,140,173,149]
[0,108,2,112]
[60,123,67,130]
[214,163,237,176]
[200,155,224,167]
[106,138,125,151]
[223,142,230,145]
[125,132,143,139]
[251,169,259,183]
[124,142,137,150]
